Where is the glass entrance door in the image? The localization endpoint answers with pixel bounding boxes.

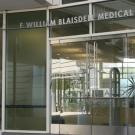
[91,36,128,132]
[51,35,129,135]
[51,41,93,134]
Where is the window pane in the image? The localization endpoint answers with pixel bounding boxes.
[93,0,135,33]
[127,36,135,126]
[6,12,46,130]
[7,11,46,29]
[51,38,128,127]
[50,5,89,37]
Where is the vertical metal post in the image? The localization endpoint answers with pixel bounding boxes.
[46,8,51,133]
[94,41,97,89]
[89,3,93,35]
[125,35,129,135]
[86,42,89,96]
[2,11,6,132]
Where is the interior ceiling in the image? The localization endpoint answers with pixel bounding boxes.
[0,0,52,11]
[52,39,125,62]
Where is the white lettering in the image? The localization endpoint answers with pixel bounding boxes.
[42,21,47,27]
[62,18,66,25]
[66,18,71,24]
[74,16,78,23]
[98,13,104,20]
[50,20,56,26]
[78,16,83,22]
[109,12,115,19]
[130,9,134,16]
[105,12,109,19]
[118,10,123,17]
[71,17,74,24]
[36,21,39,27]
[97,9,134,21]
[124,9,132,17]
[58,19,62,25]
[114,11,118,18]
[26,22,33,28]
[20,22,24,28]
[38,21,42,27]
[19,9,134,28]
[83,15,87,22]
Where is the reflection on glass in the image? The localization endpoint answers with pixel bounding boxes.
[52,42,92,125]
[6,29,46,130]
[93,0,135,33]
[51,38,129,126]
[6,11,46,29]
[127,37,135,126]
[50,5,89,37]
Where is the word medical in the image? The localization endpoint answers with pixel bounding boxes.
[98,9,134,20]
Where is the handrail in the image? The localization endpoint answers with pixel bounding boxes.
[62,97,130,99]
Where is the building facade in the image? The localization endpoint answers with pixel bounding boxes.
[0,0,134,135]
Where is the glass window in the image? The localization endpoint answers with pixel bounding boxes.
[51,37,128,127]
[6,11,46,130]
[7,11,46,29]
[50,5,89,37]
[127,36,135,126]
[62,0,87,4]
[93,0,135,33]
